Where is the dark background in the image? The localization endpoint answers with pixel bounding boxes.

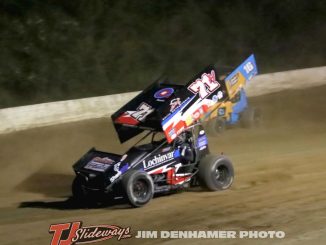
[0,0,325,108]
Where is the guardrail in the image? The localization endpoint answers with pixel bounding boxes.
[0,66,325,134]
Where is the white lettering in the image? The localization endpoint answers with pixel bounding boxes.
[143,152,174,169]
[135,230,285,239]
[161,231,170,238]
[239,230,285,239]
[135,231,157,238]
[188,70,220,99]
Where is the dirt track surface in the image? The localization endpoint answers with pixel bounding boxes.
[1,85,326,245]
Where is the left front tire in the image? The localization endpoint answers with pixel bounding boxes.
[122,170,154,208]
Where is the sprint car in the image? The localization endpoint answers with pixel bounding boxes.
[72,64,236,207]
[204,55,261,134]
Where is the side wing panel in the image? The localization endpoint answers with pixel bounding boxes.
[111,81,183,143]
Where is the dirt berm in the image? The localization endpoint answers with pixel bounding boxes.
[0,85,326,245]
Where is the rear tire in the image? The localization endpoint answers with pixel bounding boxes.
[71,176,94,207]
[72,176,87,200]
[198,154,234,191]
[122,170,154,207]
[241,107,255,128]
[207,118,226,135]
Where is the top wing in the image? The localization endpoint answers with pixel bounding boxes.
[111,56,257,143]
[224,54,258,99]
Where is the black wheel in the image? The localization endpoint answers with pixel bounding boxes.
[122,170,154,207]
[241,107,262,128]
[72,176,87,200]
[207,117,226,135]
[71,176,100,207]
[198,154,234,191]
[71,176,93,207]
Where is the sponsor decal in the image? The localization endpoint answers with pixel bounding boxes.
[131,102,154,121]
[218,108,226,116]
[109,163,129,183]
[192,106,205,120]
[49,221,131,245]
[115,102,154,125]
[162,96,193,121]
[143,152,175,170]
[176,126,185,136]
[114,112,139,125]
[243,61,255,74]
[199,146,207,150]
[229,73,239,86]
[188,70,220,99]
[168,128,176,138]
[217,91,224,100]
[147,162,175,175]
[152,173,166,182]
[212,91,224,102]
[166,164,192,185]
[197,135,208,148]
[91,157,114,164]
[84,157,114,172]
[162,146,171,153]
[169,98,181,112]
[199,130,205,135]
[154,88,174,99]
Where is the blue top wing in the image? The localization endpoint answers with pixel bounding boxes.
[225,54,258,83]
[224,54,258,98]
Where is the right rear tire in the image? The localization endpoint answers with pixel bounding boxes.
[198,154,234,191]
[207,118,226,135]
[241,107,256,128]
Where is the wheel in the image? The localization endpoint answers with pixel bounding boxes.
[198,154,234,191]
[71,176,92,206]
[72,176,87,200]
[241,107,255,128]
[207,117,226,135]
[241,107,261,128]
[122,170,154,207]
[71,176,100,207]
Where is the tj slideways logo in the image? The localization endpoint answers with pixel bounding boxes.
[49,221,131,245]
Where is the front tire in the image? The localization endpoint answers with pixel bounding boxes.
[198,154,234,191]
[122,170,154,207]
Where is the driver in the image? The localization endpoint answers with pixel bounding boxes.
[175,131,195,164]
